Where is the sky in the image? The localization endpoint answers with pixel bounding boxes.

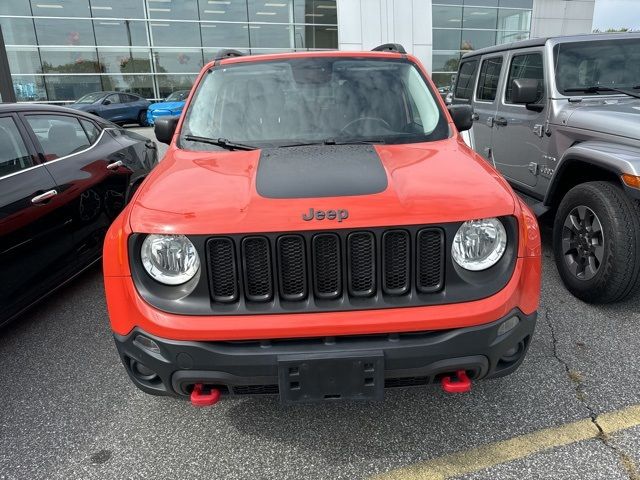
[593,0,640,30]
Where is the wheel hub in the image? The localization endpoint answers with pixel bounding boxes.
[561,205,605,281]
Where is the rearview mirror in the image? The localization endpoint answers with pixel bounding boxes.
[511,78,540,105]
[154,116,179,144]
[102,99,111,105]
[447,104,474,132]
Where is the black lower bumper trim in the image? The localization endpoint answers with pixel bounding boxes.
[114,309,536,400]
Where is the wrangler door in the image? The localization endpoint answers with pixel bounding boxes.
[470,55,505,163]
[490,49,550,190]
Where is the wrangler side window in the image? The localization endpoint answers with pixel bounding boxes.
[505,52,544,103]
[476,56,503,102]
[454,60,478,100]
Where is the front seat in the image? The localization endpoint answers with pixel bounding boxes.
[0,127,23,176]
[47,123,83,159]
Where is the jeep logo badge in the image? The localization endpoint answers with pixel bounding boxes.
[302,208,349,222]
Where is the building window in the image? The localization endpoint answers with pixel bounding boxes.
[33,18,96,46]
[462,7,498,30]
[147,0,199,20]
[93,20,149,47]
[0,18,37,45]
[29,0,91,18]
[431,0,532,87]
[5,0,338,103]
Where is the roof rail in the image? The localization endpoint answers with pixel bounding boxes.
[214,49,245,61]
[372,43,407,54]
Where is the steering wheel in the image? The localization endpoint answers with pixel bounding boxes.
[340,117,391,135]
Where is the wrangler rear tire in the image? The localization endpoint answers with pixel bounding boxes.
[553,181,640,303]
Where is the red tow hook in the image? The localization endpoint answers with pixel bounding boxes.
[441,370,472,394]
[190,384,221,407]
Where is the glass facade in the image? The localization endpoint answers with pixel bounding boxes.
[431,0,533,88]
[1,0,338,102]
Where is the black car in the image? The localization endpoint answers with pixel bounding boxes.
[0,104,157,327]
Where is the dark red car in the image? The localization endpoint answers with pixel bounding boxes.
[0,104,157,327]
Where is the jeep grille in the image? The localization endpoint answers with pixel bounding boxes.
[205,227,444,309]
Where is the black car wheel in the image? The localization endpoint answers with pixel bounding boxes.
[138,110,149,127]
[553,181,640,303]
[561,205,604,281]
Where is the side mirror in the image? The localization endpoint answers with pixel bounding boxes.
[511,78,540,105]
[447,104,474,132]
[154,116,179,144]
[102,99,111,105]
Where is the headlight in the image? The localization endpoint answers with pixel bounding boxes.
[141,234,200,285]
[452,218,507,271]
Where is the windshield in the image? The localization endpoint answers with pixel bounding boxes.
[555,38,640,95]
[166,90,189,102]
[181,58,448,149]
[75,92,105,104]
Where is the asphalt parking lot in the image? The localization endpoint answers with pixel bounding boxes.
[1,132,639,479]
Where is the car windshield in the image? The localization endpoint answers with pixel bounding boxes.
[555,38,640,95]
[166,91,188,102]
[75,92,105,104]
[180,57,448,149]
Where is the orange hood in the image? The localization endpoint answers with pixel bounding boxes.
[129,136,517,234]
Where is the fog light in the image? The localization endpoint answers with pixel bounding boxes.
[134,334,161,354]
[501,340,525,363]
[497,316,519,336]
[503,346,519,357]
[130,360,158,381]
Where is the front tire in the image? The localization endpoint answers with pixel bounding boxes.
[138,110,149,127]
[553,181,640,303]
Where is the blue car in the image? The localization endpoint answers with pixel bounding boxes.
[146,90,190,126]
[70,91,151,126]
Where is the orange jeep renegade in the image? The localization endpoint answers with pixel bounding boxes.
[103,45,541,405]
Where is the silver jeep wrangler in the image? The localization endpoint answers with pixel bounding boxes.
[452,33,640,303]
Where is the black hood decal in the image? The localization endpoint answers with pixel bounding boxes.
[256,144,388,199]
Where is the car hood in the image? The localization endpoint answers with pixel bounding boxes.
[564,98,640,140]
[149,101,185,112]
[129,138,517,234]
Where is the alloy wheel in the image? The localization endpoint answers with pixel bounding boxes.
[561,205,605,281]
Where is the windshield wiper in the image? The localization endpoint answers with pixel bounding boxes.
[182,135,257,151]
[276,140,327,148]
[563,85,640,99]
[325,137,387,145]
[278,138,387,148]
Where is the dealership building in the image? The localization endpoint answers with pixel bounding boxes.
[0,0,594,103]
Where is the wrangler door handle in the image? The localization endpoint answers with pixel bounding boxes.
[31,189,58,204]
[107,160,124,170]
[494,116,508,126]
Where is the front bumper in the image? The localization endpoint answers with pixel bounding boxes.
[114,308,536,401]
[147,110,178,126]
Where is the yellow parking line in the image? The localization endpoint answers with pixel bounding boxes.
[373,404,640,480]
[598,404,640,434]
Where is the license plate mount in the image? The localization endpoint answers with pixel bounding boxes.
[278,351,384,404]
